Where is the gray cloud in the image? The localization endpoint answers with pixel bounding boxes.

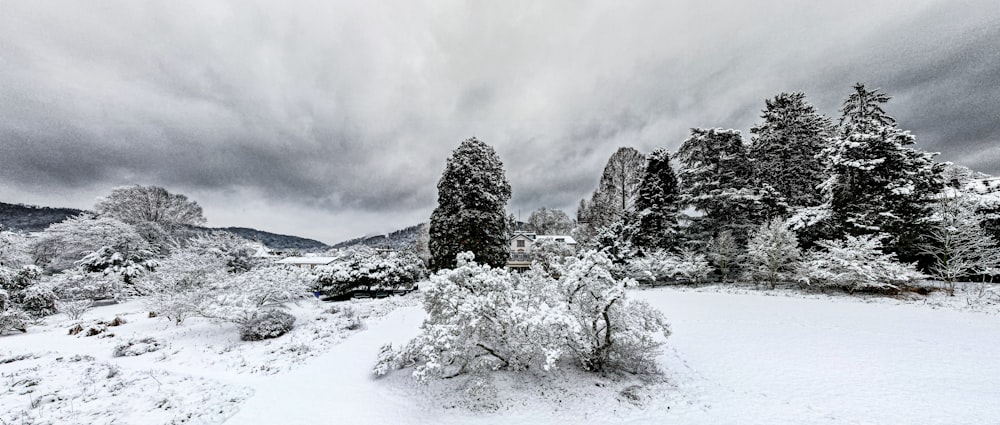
[2,0,998,243]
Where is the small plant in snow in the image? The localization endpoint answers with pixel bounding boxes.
[239,309,296,341]
[113,337,165,357]
[55,299,94,320]
[797,234,925,293]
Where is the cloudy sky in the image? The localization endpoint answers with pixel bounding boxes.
[2,0,998,244]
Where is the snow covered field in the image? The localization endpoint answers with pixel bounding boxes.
[3,287,999,424]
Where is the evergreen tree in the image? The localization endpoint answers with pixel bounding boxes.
[822,83,943,260]
[634,147,681,251]
[429,137,512,271]
[676,128,768,242]
[749,92,832,209]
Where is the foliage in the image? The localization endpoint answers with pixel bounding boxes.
[742,218,802,289]
[634,147,681,251]
[581,147,647,230]
[77,245,157,288]
[796,234,925,293]
[239,309,296,341]
[429,137,512,270]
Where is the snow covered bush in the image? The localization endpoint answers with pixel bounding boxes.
[239,309,296,341]
[31,214,153,273]
[0,289,30,334]
[113,337,165,357]
[48,270,123,302]
[560,251,671,373]
[311,249,426,297]
[628,249,711,284]
[742,218,802,289]
[530,237,577,276]
[919,196,1000,296]
[76,245,157,290]
[375,251,671,381]
[707,230,739,283]
[797,234,925,293]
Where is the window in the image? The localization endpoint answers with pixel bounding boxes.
[555,238,564,242]
[516,240,525,248]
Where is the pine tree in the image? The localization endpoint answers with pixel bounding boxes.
[634,147,681,251]
[429,137,512,271]
[749,92,832,209]
[676,128,766,242]
[822,83,943,260]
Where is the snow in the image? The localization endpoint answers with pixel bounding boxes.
[3,286,1000,424]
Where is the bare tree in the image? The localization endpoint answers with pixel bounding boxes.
[528,207,574,235]
[595,147,646,224]
[96,185,206,228]
[919,196,1000,296]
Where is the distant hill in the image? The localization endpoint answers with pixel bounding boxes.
[333,223,423,250]
[212,227,329,251]
[0,202,86,232]
[1,201,329,251]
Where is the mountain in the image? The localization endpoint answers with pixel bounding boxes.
[0,202,86,232]
[1,201,329,251]
[333,223,423,250]
[212,227,329,251]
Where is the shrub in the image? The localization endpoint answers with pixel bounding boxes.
[311,249,426,297]
[55,299,94,320]
[239,310,295,341]
[113,337,164,357]
[628,249,711,284]
[797,234,925,293]
[375,251,671,381]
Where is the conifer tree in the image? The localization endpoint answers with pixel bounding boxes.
[749,92,832,209]
[429,137,512,271]
[822,83,943,260]
[634,147,681,251]
[676,128,766,242]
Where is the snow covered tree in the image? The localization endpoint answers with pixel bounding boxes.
[707,230,739,283]
[677,128,773,243]
[822,83,944,260]
[797,234,924,293]
[95,185,206,228]
[919,196,1000,296]
[32,214,153,273]
[628,248,711,284]
[749,92,832,209]
[633,147,681,251]
[742,218,802,289]
[413,222,431,266]
[594,147,646,226]
[76,245,156,290]
[527,207,574,235]
[429,138,512,271]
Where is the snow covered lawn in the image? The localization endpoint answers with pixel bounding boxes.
[3,287,999,424]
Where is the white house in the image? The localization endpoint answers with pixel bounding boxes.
[275,256,339,269]
[506,231,577,271]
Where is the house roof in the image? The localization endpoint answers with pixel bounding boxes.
[276,256,339,265]
[536,235,577,244]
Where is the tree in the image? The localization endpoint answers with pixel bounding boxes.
[796,234,924,293]
[528,207,574,235]
[32,214,153,273]
[676,128,772,243]
[96,185,206,228]
[749,92,832,209]
[821,83,944,260]
[429,137,512,270]
[583,147,646,229]
[634,147,681,251]
[742,218,802,289]
[707,230,739,283]
[919,196,1000,296]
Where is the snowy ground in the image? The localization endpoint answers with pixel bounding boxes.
[3,285,999,424]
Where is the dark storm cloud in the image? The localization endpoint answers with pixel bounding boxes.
[1,0,998,242]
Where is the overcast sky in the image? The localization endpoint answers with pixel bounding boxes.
[2,0,999,244]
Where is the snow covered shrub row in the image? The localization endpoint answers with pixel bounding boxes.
[311,248,426,296]
[239,309,296,341]
[796,234,925,293]
[374,251,671,381]
[628,249,712,284]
